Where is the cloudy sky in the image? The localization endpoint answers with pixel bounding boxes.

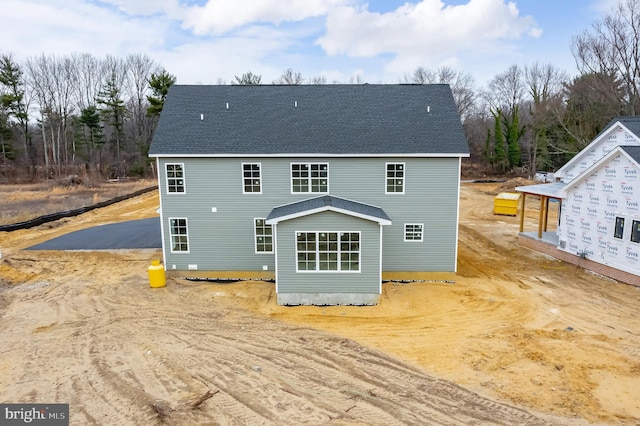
[0,0,619,87]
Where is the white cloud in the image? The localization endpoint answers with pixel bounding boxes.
[317,0,540,71]
[590,0,619,14]
[154,31,295,84]
[92,0,182,16]
[0,0,555,87]
[181,0,348,35]
[0,0,167,60]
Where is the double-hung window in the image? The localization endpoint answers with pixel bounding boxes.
[631,220,640,243]
[291,163,328,193]
[386,163,404,194]
[296,231,360,272]
[404,223,424,242]
[614,216,625,239]
[254,218,273,253]
[242,163,261,194]
[169,218,189,253]
[166,163,185,193]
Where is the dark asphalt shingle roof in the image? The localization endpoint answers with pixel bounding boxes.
[266,195,391,223]
[149,84,469,156]
[598,116,640,140]
[621,145,640,163]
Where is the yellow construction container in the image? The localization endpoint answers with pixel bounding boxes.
[148,259,166,288]
[493,192,521,216]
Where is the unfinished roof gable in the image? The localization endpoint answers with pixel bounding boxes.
[556,117,640,182]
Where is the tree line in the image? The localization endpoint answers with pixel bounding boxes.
[0,52,175,181]
[1,0,639,182]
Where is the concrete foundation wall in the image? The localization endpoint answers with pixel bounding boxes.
[277,292,380,306]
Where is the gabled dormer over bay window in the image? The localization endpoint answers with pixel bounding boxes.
[291,163,328,193]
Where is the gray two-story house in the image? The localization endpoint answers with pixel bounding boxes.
[149,84,469,305]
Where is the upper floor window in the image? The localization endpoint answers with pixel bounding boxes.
[166,163,185,193]
[254,218,273,253]
[404,223,424,242]
[242,163,262,194]
[169,218,189,253]
[386,163,404,194]
[291,163,328,193]
[631,220,640,244]
[296,231,360,272]
[614,216,625,239]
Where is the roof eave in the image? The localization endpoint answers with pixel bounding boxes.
[149,152,470,158]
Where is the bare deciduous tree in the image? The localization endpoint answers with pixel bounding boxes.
[406,66,476,119]
[233,71,262,85]
[524,62,570,172]
[572,0,640,114]
[125,53,161,161]
[273,68,304,85]
[485,64,525,113]
[310,75,327,84]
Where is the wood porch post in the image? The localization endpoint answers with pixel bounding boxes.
[542,197,549,232]
[538,196,545,238]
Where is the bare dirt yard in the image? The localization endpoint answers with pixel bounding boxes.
[1,181,639,425]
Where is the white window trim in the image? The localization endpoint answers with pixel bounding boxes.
[290,162,329,194]
[385,162,405,194]
[165,163,186,194]
[404,223,424,242]
[295,231,361,273]
[242,163,262,194]
[168,217,190,254]
[254,218,273,254]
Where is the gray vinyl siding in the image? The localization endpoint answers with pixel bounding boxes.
[157,156,460,272]
[275,211,381,294]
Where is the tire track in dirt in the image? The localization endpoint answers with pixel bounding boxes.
[0,254,569,425]
[5,185,635,424]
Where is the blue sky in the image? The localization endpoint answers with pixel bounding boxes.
[0,0,619,87]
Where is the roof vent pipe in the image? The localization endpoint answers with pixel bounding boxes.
[200,113,204,121]
[294,101,298,108]
[427,106,431,113]
[226,102,229,110]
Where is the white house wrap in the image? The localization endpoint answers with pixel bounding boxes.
[517,118,640,285]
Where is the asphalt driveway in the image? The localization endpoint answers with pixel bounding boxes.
[27,217,162,250]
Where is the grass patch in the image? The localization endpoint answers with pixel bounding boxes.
[0,179,156,225]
